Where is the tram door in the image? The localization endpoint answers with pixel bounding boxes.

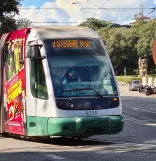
[29,45,48,115]
[27,45,48,131]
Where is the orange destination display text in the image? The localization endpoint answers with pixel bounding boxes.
[52,40,90,48]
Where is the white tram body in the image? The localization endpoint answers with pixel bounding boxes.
[0,26,124,137]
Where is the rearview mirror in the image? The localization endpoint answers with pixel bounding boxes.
[32,56,46,60]
[26,45,46,60]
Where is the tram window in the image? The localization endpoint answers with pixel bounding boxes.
[30,46,48,99]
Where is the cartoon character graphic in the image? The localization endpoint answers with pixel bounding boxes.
[6,39,24,80]
[7,41,15,79]
[8,97,21,121]
[14,40,20,73]
[14,97,20,116]
[8,105,15,121]
[20,88,26,123]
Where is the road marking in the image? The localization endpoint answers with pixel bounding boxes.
[92,139,156,154]
[44,154,65,160]
[145,123,156,127]
[144,140,156,144]
[124,104,156,114]
[88,137,156,147]
[132,107,156,114]
[124,116,146,125]
[124,115,156,127]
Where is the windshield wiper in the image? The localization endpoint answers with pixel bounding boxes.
[62,88,104,99]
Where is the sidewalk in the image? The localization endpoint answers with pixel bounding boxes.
[117,82,156,98]
[117,82,129,87]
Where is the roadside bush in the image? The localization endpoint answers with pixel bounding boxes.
[116,76,142,83]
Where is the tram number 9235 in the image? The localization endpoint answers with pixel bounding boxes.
[85,111,98,116]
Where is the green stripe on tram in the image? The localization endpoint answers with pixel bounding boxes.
[26,116,124,137]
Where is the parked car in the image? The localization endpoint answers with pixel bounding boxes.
[129,80,141,91]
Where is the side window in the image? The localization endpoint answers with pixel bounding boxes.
[30,46,48,99]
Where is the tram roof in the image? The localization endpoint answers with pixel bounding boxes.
[29,26,100,39]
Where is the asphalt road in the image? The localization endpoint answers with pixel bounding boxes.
[0,86,156,161]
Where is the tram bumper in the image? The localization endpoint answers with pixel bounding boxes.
[47,116,124,136]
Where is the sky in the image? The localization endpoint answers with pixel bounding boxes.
[17,0,156,26]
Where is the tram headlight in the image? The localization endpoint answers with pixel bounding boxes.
[108,98,119,107]
[108,100,112,105]
[56,100,72,109]
[65,101,71,108]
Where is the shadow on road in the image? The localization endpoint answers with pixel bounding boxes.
[0,146,156,161]
[10,135,118,146]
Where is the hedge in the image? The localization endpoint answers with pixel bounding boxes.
[116,76,142,83]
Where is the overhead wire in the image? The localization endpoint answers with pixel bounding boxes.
[10,3,156,24]
[18,7,154,10]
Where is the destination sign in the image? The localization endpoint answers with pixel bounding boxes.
[52,40,91,48]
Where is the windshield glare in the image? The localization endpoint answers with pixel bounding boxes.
[44,39,118,98]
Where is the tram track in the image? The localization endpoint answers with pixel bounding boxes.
[123,115,154,126]
[123,111,156,123]
[123,104,156,127]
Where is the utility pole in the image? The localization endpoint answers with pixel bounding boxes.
[139,0,144,18]
[141,0,144,17]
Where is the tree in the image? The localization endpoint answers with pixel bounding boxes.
[79,17,130,31]
[98,27,137,75]
[79,18,112,30]
[0,0,20,34]
[133,18,156,74]
[16,18,33,29]
[79,17,156,75]
[0,16,17,34]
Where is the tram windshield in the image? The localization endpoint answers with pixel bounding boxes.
[44,39,118,98]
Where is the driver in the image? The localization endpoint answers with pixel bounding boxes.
[62,68,80,84]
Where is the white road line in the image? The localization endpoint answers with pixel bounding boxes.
[124,114,156,127]
[134,107,156,114]
[124,115,156,127]
[124,104,156,114]
[86,138,156,147]
[124,116,146,125]
[145,123,156,127]
[43,154,65,160]
[124,112,156,123]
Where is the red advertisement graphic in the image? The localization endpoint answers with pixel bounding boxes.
[4,29,29,135]
[152,40,156,65]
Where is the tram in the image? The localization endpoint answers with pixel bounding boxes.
[0,26,124,138]
[153,40,156,65]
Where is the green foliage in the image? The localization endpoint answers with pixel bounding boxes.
[16,18,32,29]
[116,76,142,83]
[79,17,156,75]
[0,16,17,34]
[134,19,156,58]
[99,27,127,70]
[79,17,131,31]
[0,0,19,16]
[98,27,138,74]
[0,0,20,34]
[79,18,112,30]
